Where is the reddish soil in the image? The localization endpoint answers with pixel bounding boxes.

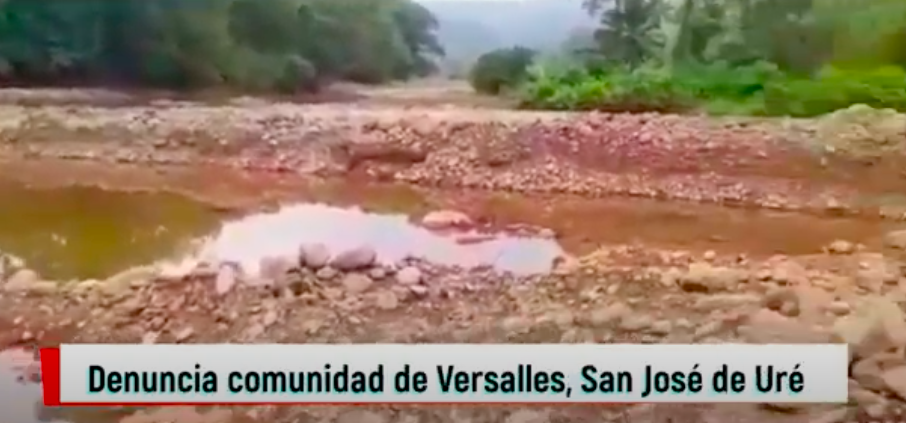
[0,85,905,423]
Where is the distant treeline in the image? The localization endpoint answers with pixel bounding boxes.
[0,0,444,92]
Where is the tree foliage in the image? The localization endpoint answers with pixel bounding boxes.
[0,0,444,92]
[468,46,537,95]
[511,0,906,117]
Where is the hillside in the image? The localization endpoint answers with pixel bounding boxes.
[420,0,597,69]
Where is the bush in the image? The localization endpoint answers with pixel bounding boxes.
[468,47,537,95]
[517,61,906,117]
[519,63,694,113]
[763,66,906,116]
[275,55,318,93]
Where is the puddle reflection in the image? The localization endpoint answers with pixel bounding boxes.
[180,203,564,275]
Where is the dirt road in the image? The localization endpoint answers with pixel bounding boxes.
[0,84,905,423]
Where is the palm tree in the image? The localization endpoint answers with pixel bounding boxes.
[589,0,663,67]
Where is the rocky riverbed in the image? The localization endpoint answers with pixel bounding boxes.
[1,95,905,217]
[1,87,906,423]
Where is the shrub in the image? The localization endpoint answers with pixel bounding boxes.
[519,63,694,113]
[764,66,906,116]
[468,46,537,95]
[518,60,906,117]
[275,55,318,93]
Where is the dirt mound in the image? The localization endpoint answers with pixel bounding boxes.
[792,104,906,157]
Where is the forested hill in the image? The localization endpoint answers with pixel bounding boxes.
[419,0,596,67]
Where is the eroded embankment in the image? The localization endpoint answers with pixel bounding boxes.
[1,101,905,217]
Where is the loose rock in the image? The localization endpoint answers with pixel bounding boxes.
[884,229,906,249]
[881,366,906,400]
[395,266,422,285]
[826,240,855,254]
[316,267,338,280]
[330,246,377,271]
[342,273,373,294]
[421,210,472,229]
[214,264,239,295]
[679,262,743,292]
[832,296,906,359]
[4,268,40,291]
[258,255,295,281]
[299,243,331,269]
[374,290,399,310]
[739,309,831,343]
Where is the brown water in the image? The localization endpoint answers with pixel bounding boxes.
[0,182,222,280]
[0,167,899,280]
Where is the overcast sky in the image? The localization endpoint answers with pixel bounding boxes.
[419,0,525,2]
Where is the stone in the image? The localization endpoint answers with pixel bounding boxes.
[408,285,428,297]
[881,365,906,400]
[330,246,377,271]
[851,354,891,391]
[142,332,159,344]
[695,293,760,311]
[29,281,58,295]
[342,273,373,294]
[770,261,808,285]
[421,210,472,229]
[395,266,422,285]
[316,267,338,280]
[825,240,855,254]
[854,265,898,292]
[650,320,673,335]
[374,290,399,310]
[368,267,388,280]
[762,287,797,311]
[299,243,330,269]
[883,229,906,249]
[678,262,743,292]
[3,268,40,291]
[0,253,24,280]
[589,302,631,327]
[832,296,906,359]
[849,379,886,406]
[739,309,831,344]
[659,267,682,288]
[258,255,295,281]
[174,327,194,342]
[619,315,653,332]
[104,265,159,289]
[214,264,239,295]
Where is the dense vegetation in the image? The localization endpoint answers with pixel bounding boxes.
[468,47,537,95]
[0,0,444,93]
[471,0,906,117]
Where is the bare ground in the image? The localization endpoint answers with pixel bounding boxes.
[1,83,906,422]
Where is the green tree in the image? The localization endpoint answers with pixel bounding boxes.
[469,46,537,94]
[0,0,445,91]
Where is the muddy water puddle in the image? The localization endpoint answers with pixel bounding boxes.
[0,162,899,280]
